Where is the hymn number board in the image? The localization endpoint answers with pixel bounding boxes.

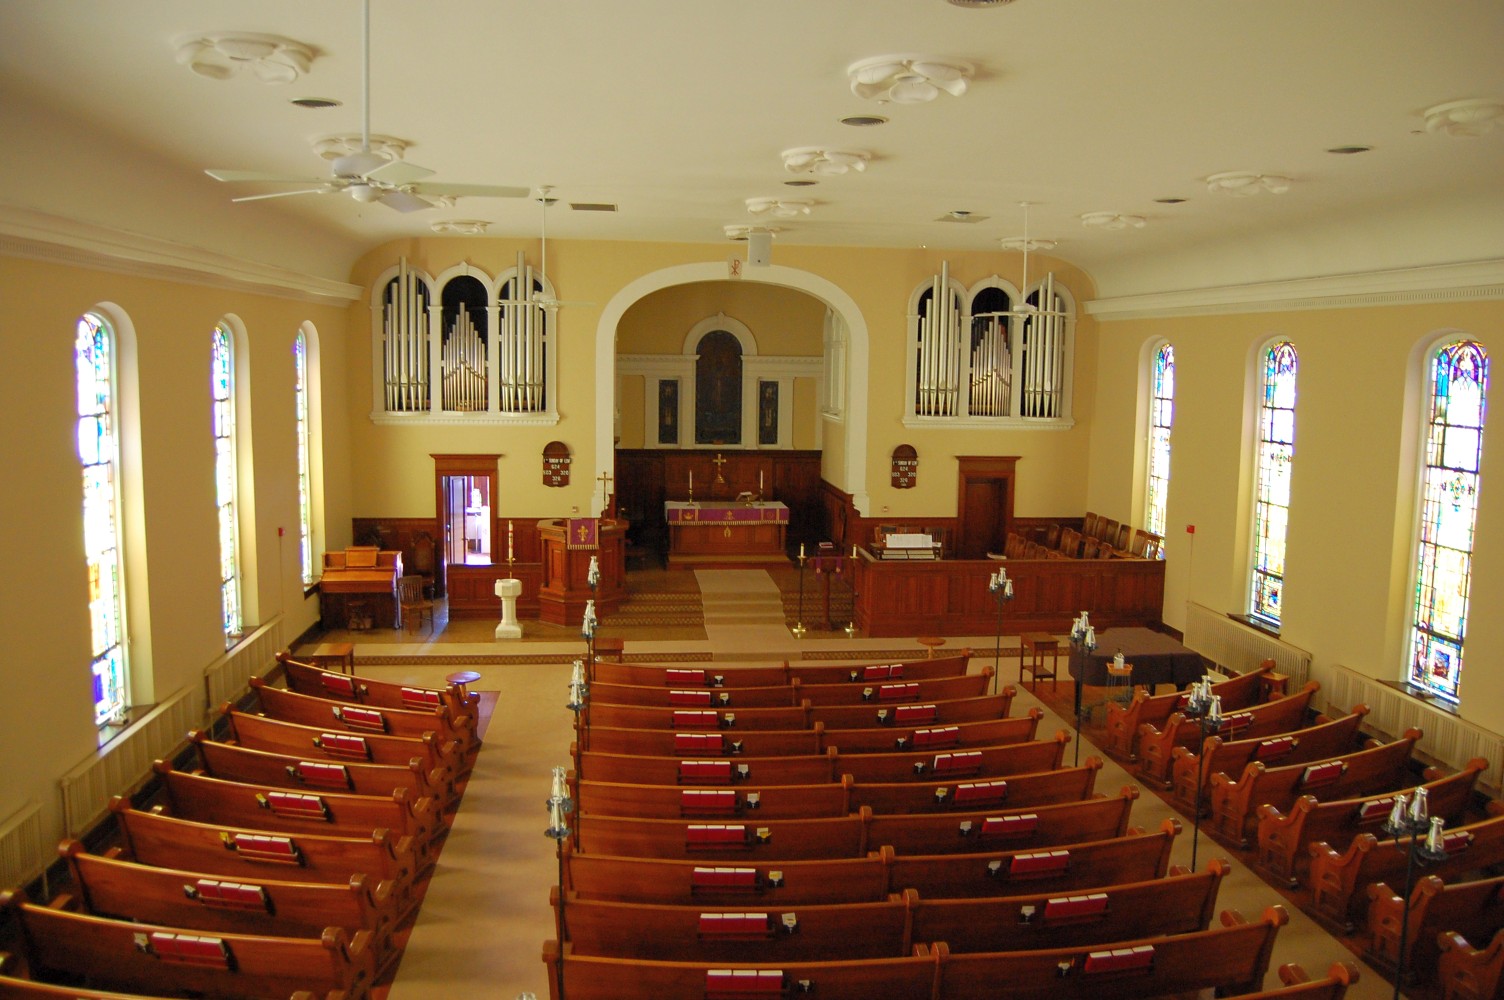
[543,441,571,487]
[891,444,918,489]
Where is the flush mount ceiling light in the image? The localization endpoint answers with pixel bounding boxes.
[312,133,411,162]
[781,147,870,175]
[1423,98,1504,137]
[175,32,315,83]
[429,219,491,235]
[724,225,783,241]
[1080,211,1147,230]
[847,55,973,104]
[999,236,1057,251]
[1205,171,1292,196]
[746,197,813,218]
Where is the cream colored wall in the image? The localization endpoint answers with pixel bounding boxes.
[0,255,351,846]
[1089,300,1503,733]
[618,280,827,354]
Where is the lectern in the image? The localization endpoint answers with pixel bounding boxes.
[536,519,626,626]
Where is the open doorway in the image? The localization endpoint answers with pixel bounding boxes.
[443,474,492,565]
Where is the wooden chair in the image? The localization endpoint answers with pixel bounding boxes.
[398,574,433,633]
[410,530,437,597]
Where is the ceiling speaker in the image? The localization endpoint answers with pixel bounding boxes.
[748,230,772,267]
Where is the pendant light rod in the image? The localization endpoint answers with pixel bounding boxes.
[360,0,371,154]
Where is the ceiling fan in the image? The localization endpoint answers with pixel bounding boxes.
[508,186,593,310]
[205,0,528,212]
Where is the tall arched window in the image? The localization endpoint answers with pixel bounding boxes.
[1250,341,1298,627]
[1145,342,1175,537]
[212,324,242,642]
[77,312,128,726]
[1408,339,1489,703]
[294,330,314,587]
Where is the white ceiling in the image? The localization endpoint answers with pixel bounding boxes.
[3,0,1503,296]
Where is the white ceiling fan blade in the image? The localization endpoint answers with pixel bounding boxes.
[207,169,327,184]
[232,188,331,202]
[853,60,907,85]
[378,190,434,212]
[364,159,434,186]
[413,182,532,198]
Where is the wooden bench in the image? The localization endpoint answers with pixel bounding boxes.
[1168,704,1370,813]
[825,710,1043,755]
[540,904,1288,1000]
[848,759,1101,815]
[1437,928,1504,1000]
[811,690,1015,731]
[1207,726,1422,847]
[251,676,475,766]
[573,732,1070,786]
[0,891,377,1000]
[553,862,1227,961]
[571,789,1138,861]
[1103,659,1272,760]
[1365,874,1504,984]
[561,818,1181,905]
[586,670,993,709]
[1213,962,1360,1000]
[189,728,445,806]
[109,798,418,905]
[59,840,399,971]
[151,759,442,857]
[1135,680,1319,786]
[574,774,856,819]
[582,690,1015,733]
[585,700,815,732]
[1305,805,1504,930]
[1255,756,1487,884]
[582,724,824,757]
[279,652,479,730]
[801,670,992,706]
[590,653,973,688]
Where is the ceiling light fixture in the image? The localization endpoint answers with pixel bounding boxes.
[1326,145,1373,155]
[847,55,973,105]
[1205,171,1292,196]
[1423,98,1504,137]
[840,115,889,127]
[430,219,491,235]
[1080,211,1147,230]
[746,197,813,218]
[781,147,871,175]
[724,224,782,241]
[175,32,315,84]
[290,97,341,110]
[312,133,411,163]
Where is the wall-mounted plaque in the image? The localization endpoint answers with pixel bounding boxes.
[891,444,918,489]
[543,441,571,487]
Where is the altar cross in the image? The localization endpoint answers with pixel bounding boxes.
[712,452,727,484]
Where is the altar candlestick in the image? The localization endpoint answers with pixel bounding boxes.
[507,520,514,563]
[759,470,764,494]
[799,543,805,559]
[689,470,693,492]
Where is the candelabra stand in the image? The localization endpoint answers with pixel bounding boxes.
[566,657,588,763]
[792,546,807,638]
[1179,676,1220,872]
[544,762,575,1000]
[987,568,1015,696]
[1381,789,1448,1000]
[1067,612,1096,767]
[580,599,598,683]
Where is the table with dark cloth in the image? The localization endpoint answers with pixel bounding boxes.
[1067,626,1206,722]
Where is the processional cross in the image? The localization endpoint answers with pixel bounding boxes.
[712,452,727,484]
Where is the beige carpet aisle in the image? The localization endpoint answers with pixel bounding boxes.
[695,568,801,657]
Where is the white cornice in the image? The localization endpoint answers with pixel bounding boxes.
[1086,259,1504,321]
[0,205,361,305]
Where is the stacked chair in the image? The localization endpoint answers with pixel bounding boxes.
[542,650,1361,1000]
[0,653,483,1000]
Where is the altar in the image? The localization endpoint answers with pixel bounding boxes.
[664,501,789,563]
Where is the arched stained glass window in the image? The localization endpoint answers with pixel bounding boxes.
[1145,342,1175,537]
[1250,341,1298,626]
[294,331,313,587]
[1408,339,1488,703]
[212,324,242,642]
[77,312,128,726]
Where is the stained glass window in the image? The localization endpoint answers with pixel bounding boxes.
[77,313,128,726]
[212,325,242,642]
[1250,341,1298,626]
[294,332,314,587]
[1408,340,1488,703]
[1145,342,1175,537]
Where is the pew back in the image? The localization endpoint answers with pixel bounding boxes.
[191,729,441,804]
[1136,681,1319,786]
[1103,660,1272,759]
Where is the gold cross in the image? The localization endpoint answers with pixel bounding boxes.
[597,470,614,495]
[712,452,727,483]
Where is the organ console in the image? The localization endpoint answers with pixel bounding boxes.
[318,546,403,629]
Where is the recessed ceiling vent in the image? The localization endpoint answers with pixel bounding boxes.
[937,210,986,223]
[947,0,1018,6]
[570,202,617,212]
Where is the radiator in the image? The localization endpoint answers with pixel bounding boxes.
[0,801,47,892]
[59,617,284,837]
[1183,601,1312,689]
[1326,663,1504,797]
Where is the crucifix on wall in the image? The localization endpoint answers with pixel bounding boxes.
[712,453,727,484]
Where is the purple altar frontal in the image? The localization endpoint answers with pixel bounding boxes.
[665,501,789,524]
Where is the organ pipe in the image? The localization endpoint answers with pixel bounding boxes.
[442,308,486,411]
[383,258,429,413]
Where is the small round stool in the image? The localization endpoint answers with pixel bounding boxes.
[916,636,946,658]
[446,670,482,700]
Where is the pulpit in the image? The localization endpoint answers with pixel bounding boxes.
[536,518,627,626]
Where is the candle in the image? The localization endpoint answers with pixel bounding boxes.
[852,545,858,558]
[759,470,764,493]
[507,520,514,562]
[799,543,805,559]
[689,470,694,492]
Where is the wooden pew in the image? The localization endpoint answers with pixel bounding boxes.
[220,707,461,806]
[150,759,442,856]
[825,709,1044,755]
[553,862,1226,961]
[1208,726,1422,847]
[277,652,479,731]
[585,669,992,708]
[0,953,351,1000]
[1240,963,1360,1000]
[1135,680,1320,786]
[1168,704,1370,813]
[800,670,992,706]
[571,790,1138,861]
[59,840,399,970]
[589,654,973,687]
[109,798,418,905]
[1437,928,1504,1000]
[189,729,445,805]
[1255,756,1487,884]
[1103,659,1273,760]
[847,759,1101,815]
[809,691,1015,730]
[582,724,824,757]
[573,732,1069,786]
[581,689,1015,733]
[1305,805,1504,930]
[540,905,1287,1000]
[1365,874,1504,984]
[561,819,1180,905]
[0,891,376,1000]
[251,677,474,766]
[574,774,854,819]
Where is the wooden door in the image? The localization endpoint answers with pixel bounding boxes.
[956,456,1018,559]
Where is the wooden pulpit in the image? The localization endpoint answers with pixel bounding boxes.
[536,518,627,626]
